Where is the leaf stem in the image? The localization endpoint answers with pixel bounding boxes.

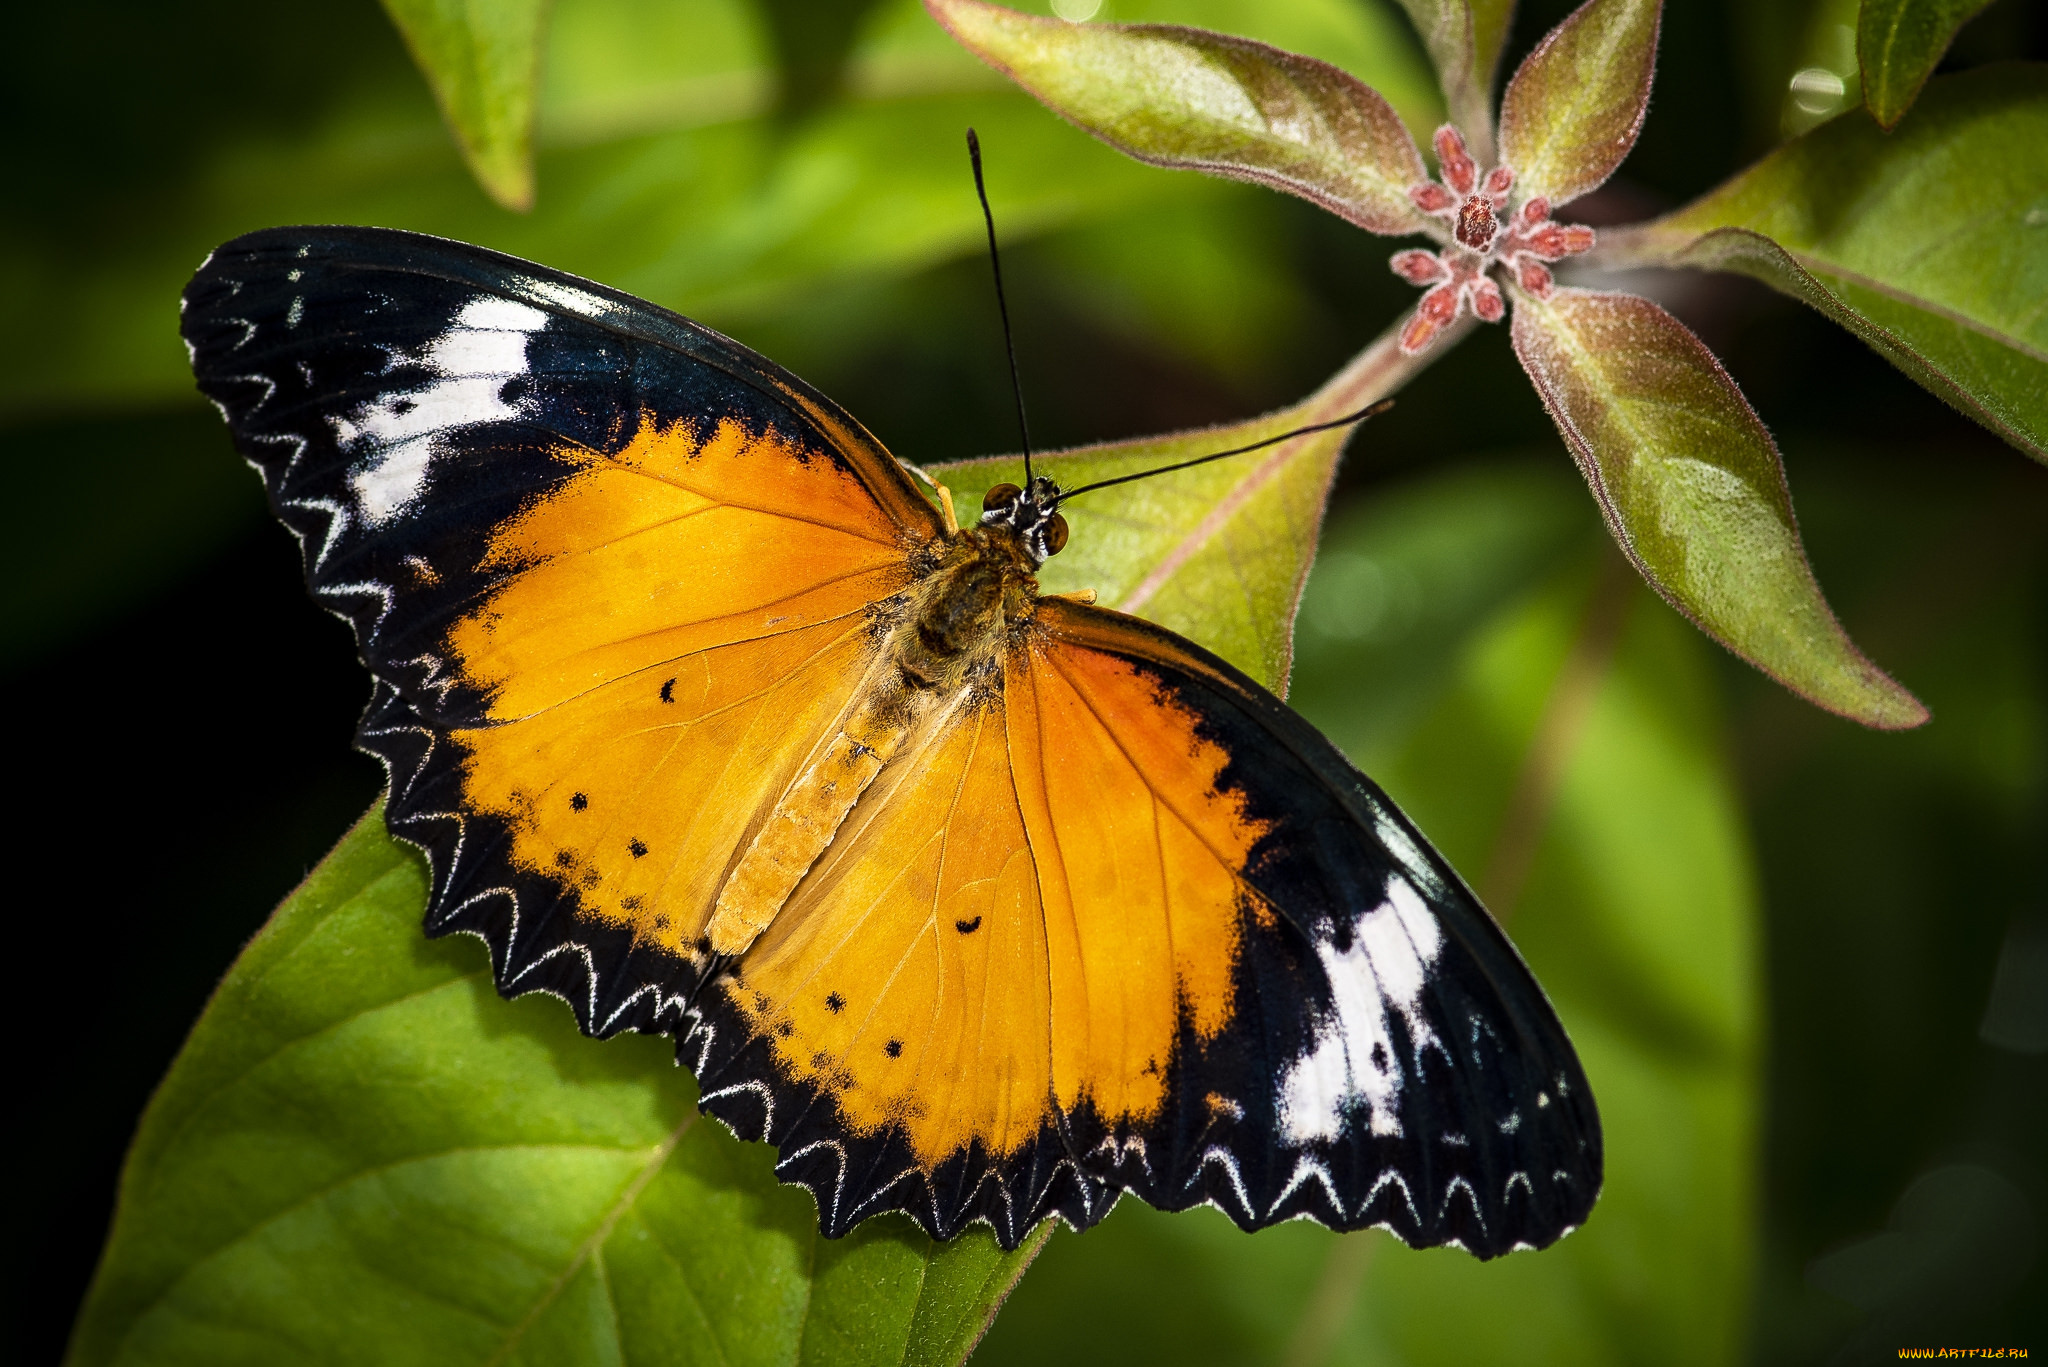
[1111,310,1466,620]
[1305,307,1477,423]
[1480,553,1634,921]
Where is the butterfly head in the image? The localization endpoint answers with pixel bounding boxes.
[978,476,1069,566]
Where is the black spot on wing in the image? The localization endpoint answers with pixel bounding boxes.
[359,680,702,1046]
[682,973,1116,1250]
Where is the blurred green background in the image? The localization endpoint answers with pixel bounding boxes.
[7,0,2042,1361]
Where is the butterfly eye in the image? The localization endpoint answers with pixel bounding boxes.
[983,483,1021,512]
[1043,514,1070,556]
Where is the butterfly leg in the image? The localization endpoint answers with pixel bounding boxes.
[897,459,960,534]
[1045,588,1098,605]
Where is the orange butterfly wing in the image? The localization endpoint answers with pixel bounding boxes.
[695,600,1599,1254]
[184,227,942,1039]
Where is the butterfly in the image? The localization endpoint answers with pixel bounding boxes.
[181,225,1599,1257]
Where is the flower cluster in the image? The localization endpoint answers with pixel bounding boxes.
[1391,126,1597,354]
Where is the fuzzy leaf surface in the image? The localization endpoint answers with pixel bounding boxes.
[1497,0,1660,205]
[1511,287,1926,729]
[1858,0,1994,127]
[931,345,1405,696]
[66,808,1047,1367]
[1389,0,1517,157]
[1599,64,2047,462]
[379,0,551,210]
[925,0,1432,236]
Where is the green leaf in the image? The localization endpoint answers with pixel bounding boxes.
[1510,286,1927,729]
[1105,0,1447,140]
[1597,64,2048,463]
[67,807,1047,1367]
[4,0,1238,418]
[1388,0,1517,158]
[930,334,1414,693]
[924,0,1433,236]
[8,0,1434,419]
[1496,0,1660,205]
[379,0,552,211]
[974,463,1761,1366]
[1857,0,1993,128]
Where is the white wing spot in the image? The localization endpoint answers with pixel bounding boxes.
[340,293,548,526]
[1277,877,1447,1145]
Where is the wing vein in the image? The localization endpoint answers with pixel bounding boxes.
[1042,650,1252,883]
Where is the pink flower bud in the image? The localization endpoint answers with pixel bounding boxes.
[1390,249,1451,285]
[1523,223,1596,260]
[1472,278,1506,322]
[1410,182,1456,214]
[1434,125,1477,197]
[1419,282,1461,324]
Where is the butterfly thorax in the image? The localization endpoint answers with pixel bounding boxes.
[701,505,1044,961]
[893,522,1041,690]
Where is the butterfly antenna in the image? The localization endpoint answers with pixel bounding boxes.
[967,128,1033,484]
[1055,398,1396,504]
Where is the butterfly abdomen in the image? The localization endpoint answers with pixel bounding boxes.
[705,677,923,956]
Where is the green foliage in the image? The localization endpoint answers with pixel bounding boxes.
[1496,0,1662,205]
[927,0,1433,235]
[976,459,1760,1366]
[1603,64,2048,463]
[1510,287,1925,728]
[1857,0,1995,126]
[933,345,1405,692]
[378,0,552,209]
[68,808,1046,1367]
[0,0,1430,418]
